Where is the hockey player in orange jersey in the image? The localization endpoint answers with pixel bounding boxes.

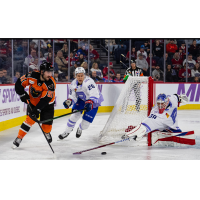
[12,62,56,148]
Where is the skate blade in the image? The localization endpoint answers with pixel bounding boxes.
[12,145,17,149]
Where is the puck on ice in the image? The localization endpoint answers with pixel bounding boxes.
[101,152,107,155]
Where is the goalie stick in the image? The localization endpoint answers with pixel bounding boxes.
[73,136,137,155]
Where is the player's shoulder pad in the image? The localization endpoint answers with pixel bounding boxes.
[84,76,95,85]
[44,77,56,91]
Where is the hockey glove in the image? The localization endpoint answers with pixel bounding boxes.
[63,99,72,109]
[19,92,30,104]
[178,94,189,103]
[84,100,93,112]
[28,108,40,122]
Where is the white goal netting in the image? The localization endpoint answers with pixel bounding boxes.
[99,76,152,144]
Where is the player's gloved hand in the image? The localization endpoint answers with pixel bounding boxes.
[19,92,30,104]
[63,99,72,109]
[84,100,93,112]
[28,108,40,122]
[179,94,189,103]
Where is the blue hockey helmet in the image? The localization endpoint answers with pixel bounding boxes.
[156,93,169,114]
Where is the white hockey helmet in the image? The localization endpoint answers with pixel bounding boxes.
[75,67,85,76]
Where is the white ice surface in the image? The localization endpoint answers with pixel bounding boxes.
[0,110,200,160]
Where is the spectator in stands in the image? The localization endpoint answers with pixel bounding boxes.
[29,41,37,52]
[146,53,156,68]
[76,46,87,58]
[166,64,177,82]
[103,62,116,79]
[178,49,184,60]
[103,72,113,82]
[89,45,100,64]
[0,40,10,63]
[191,63,200,77]
[90,71,102,82]
[126,47,137,62]
[146,53,156,75]
[39,51,46,65]
[166,39,178,58]
[54,71,59,82]
[183,54,196,70]
[2,69,8,83]
[179,41,186,56]
[70,62,79,79]
[152,65,163,81]
[158,53,172,71]
[46,52,53,64]
[81,62,89,75]
[61,43,68,59]
[77,54,85,65]
[90,62,103,78]
[171,52,183,71]
[13,71,20,83]
[166,39,177,44]
[0,69,4,84]
[189,40,199,59]
[135,53,148,75]
[29,58,39,71]
[55,50,68,74]
[24,49,37,67]
[113,72,123,82]
[196,55,200,64]
[194,76,199,83]
[66,52,76,67]
[105,40,118,54]
[137,45,147,59]
[153,40,163,58]
[178,63,192,82]
[144,41,150,55]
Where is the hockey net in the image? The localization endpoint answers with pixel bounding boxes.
[99,76,153,145]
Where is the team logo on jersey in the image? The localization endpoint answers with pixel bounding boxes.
[29,80,34,84]
[166,113,170,118]
[48,84,54,89]
[74,88,77,92]
[38,83,41,86]
[30,86,42,98]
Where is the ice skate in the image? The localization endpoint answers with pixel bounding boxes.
[76,127,82,138]
[12,137,22,149]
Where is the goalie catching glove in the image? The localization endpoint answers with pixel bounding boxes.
[63,99,72,109]
[84,100,93,112]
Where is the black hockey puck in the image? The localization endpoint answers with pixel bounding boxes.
[101,152,107,155]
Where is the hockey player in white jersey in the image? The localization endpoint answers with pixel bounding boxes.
[58,67,104,140]
[122,93,189,141]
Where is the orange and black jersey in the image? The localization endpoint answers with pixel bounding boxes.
[125,66,144,77]
[15,71,56,110]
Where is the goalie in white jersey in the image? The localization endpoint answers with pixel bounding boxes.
[122,93,189,141]
[58,67,104,140]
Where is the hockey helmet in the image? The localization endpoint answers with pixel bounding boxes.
[75,67,85,76]
[40,62,53,72]
[156,93,169,114]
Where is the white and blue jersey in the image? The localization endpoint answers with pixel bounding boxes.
[69,76,104,108]
[142,95,181,133]
[67,76,104,124]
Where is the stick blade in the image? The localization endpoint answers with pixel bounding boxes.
[73,152,82,155]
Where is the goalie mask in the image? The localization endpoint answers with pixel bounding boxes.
[156,93,169,114]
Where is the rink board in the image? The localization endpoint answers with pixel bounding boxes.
[0,82,200,131]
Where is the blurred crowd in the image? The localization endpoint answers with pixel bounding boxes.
[0,39,200,84]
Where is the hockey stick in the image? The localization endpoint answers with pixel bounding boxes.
[73,136,136,155]
[27,100,55,154]
[39,109,86,124]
